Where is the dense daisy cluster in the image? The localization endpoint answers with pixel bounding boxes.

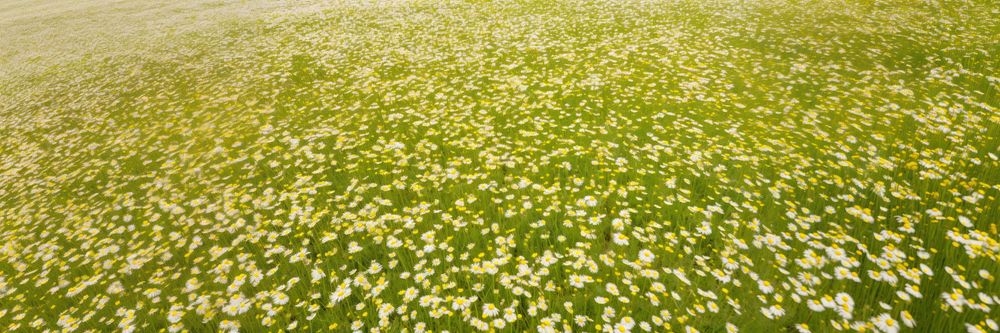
[1,0,998,332]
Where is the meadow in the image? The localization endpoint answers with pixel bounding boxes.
[0,0,998,332]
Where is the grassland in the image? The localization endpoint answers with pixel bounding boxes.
[1,0,998,332]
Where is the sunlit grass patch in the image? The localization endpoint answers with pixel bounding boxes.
[0,0,998,332]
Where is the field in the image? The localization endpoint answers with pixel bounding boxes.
[1,0,999,332]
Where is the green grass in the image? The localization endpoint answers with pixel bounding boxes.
[1,0,998,332]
